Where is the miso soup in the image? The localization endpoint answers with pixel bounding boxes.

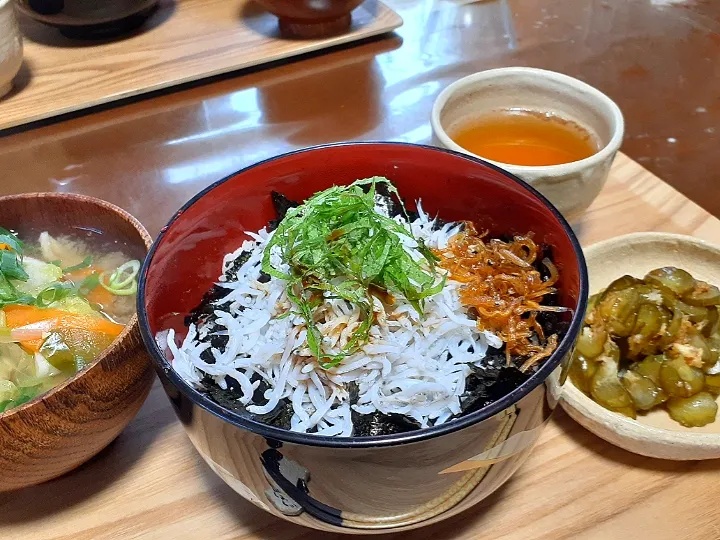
[0,226,141,413]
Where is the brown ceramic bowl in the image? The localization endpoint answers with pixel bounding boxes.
[254,0,365,38]
[0,193,154,492]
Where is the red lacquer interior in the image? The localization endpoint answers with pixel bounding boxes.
[143,144,583,341]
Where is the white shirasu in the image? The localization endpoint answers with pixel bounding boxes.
[161,203,503,437]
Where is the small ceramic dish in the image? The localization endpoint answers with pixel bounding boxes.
[556,232,720,460]
[431,67,624,219]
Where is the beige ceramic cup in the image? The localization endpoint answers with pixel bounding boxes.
[0,0,22,99]
[431,67,624,219]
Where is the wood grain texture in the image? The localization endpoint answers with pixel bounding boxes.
[0,193,155,492]
[1,153,719,538]
[0,0,402,130]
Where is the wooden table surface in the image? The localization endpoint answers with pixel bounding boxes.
[1,0,720,537]
[1,153,719,540]
[0,0,401,130]
[1,0,720,219]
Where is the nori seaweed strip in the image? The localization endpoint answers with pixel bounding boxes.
[185,285,231,365]
[184,284,228,327]
[373,182,455,227]
[346,381,421,435]
[223,250,252,282]
[534,244,570,341]
[457,356,531,417]
[201,374,294,430]
[185,251,254,362]
[352,411,421,437]
[268,191,300,231]
[374,182,405,219]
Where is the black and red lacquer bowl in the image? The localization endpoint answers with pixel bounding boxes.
[138,143,588,533]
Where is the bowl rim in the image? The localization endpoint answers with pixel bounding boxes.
[0,192,152,421]
[138,141,589,448]
[430,67,625,173]
[559,231,720,452]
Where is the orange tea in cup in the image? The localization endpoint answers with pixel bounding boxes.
[450,109,598,167]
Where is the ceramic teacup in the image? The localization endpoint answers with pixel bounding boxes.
[0,0,22,99]
[431,67,624,219]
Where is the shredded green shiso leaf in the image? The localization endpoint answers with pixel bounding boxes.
[262,177,445,368]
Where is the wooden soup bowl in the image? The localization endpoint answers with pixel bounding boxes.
[0,193,154,491]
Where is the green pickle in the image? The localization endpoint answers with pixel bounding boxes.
[627,303,667,358]
[576,325,607,358]
[675,300,709,324]
[705,373,720,394]
[645,267,696,296]
[621,371,664,410]
[569,353,597,394]
[703,306,719,338]
[682,281,720,307]
[634,354,664,384]
[574,266,720,427]
[598,288,640,337]
[667,392,718,427]
[659,357,704,398]
[591,360,633,410]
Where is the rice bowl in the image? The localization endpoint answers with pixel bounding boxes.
[139,142,587,532]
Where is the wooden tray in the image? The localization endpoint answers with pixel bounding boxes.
[2,153,720,539]
[0,0,401,131]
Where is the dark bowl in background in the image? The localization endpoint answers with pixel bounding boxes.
[15,0,158,38]
[254,0,364,38]
[138,142,588,533]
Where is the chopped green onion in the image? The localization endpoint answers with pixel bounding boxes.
[0,273,17,301]
[76,273,100,297]
[0,232,23,255]
[0,250,28,281]
[0,272,33,307]
[35,282,75,308]
[62,255,93,273]
[99,260,140,296]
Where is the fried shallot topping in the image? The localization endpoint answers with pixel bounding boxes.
[435,223,568,372]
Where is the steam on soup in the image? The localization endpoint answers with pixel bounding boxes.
[0,227,140,413]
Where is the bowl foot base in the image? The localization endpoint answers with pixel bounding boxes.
[278,14,352,39]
